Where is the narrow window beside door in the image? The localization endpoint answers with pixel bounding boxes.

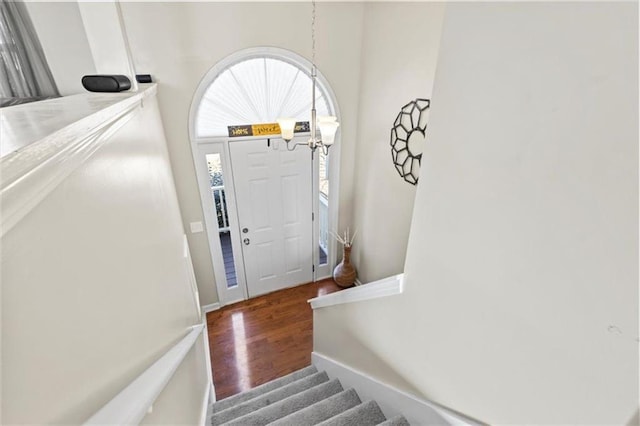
[206,153,238,288]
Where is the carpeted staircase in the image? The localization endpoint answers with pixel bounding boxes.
[210,365,411,426]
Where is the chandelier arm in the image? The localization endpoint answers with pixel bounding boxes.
[283,140,310,152]
[284,142,298,152]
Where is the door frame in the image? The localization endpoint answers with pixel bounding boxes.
[193,134,340,306]
[188,47,342,306]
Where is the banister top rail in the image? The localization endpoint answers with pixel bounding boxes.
[84,323,204,425]
[0,84,156,159]
[308,274,404,309]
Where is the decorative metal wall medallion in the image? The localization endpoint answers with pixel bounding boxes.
[390,98,430,185]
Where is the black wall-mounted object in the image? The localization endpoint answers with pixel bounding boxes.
[390,98,430,186]
[82,75,131,93]
[136,74,152,84]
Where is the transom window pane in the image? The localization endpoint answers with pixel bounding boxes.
[196,57,331,137]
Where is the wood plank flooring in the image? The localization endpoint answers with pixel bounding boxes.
[206,279,342,400]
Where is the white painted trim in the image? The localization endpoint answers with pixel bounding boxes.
[308,274,404,309]
[325,117,341,275]
[201,319,215,405]
[219,141,249,301]
[84,324,204,425]
[114,0,138,92]
[315,272,332,281]
[198,382,211,426]
[194,142,248,305]
[201,303,221,314]
[312,352,483,426]
[0,85,156,237]
[184,234,203,322]
[193,144,229,304]
[312,149,320,280]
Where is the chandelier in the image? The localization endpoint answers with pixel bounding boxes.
[277,0,339,155]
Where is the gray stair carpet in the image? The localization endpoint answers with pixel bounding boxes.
[212,371,329,425]
[270,388,362,426]
[224,379,343,426]
[380,415,411,426]
[211,365,318,413]
[209,365,410,426]
[315,400,387,426]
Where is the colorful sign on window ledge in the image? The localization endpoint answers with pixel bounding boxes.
[228,121,310,138]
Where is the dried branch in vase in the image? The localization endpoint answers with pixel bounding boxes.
[330,227,357,248]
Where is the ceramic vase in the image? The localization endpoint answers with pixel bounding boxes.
[333,245,357,288]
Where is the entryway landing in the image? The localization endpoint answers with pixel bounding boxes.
[206,279,341,400]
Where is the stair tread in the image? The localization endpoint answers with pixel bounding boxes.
[270,388,362,426]
[223,379,343,426]
[212,371,329,425]
[379,415,411,426]
[315,400,387,426]
[211,365,317,413]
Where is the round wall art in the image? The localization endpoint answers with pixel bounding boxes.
[390,98,430,185]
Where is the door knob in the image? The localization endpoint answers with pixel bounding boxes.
[243,238,250,245]
[242,228,249,233]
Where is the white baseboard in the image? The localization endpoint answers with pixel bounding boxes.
[312,352,482,426]
[201,303,220,314]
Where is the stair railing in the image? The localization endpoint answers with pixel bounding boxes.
[308,274,404,309]
[84,323,207,425]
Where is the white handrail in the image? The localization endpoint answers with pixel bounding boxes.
[84,324,205,425]
[308,274,404,309]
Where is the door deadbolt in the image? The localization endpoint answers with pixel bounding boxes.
[242,228,249,233]
[243,238,250,245]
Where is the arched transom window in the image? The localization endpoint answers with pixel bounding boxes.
[195,56,332,138]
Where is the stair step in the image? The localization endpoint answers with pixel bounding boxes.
[315,400,387,426]
[212,371,329,425]
[270,388,362,426]
[379,415,411,426]
[223,379,343,426]
[211,365,317,413]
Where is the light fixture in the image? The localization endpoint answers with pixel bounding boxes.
[277,0,339,155]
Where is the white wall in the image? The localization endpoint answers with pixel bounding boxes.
[351,3,445,283]
[1,95,208,423]
[315,2,638,424]
[119,2,365,305]
[25,1,96,95]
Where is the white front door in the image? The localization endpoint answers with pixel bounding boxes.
[230,138,313,297]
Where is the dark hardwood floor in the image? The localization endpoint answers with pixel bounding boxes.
[206,279,342,400]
